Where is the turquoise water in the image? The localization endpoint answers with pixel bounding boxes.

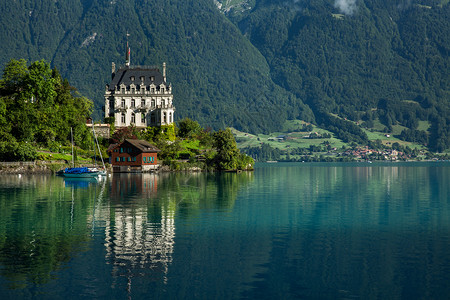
[0,162,449,299]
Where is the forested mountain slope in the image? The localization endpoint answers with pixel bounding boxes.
[0,0,310,134]
[0,0,448,151]
[221,0,449,150]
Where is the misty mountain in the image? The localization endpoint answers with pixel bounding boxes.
[0,0,448,150]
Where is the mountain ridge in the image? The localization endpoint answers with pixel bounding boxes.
[0,0,448,151]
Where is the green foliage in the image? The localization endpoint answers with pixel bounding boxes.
[161,124,177,142]
[0,140,37,161]
[178,118,202,138]
[0,58,93,161]
[141,124,176,144]
[212,128,254,170]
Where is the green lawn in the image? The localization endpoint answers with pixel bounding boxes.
[234,118,426,151]
[232,121,348,151]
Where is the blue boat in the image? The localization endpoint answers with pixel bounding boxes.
[59,167,102,178]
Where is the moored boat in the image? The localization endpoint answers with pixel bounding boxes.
[58,167,102,177]
[57,126,107,177]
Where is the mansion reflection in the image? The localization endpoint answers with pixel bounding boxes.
[103,174,175,281]
[98,171,253,284]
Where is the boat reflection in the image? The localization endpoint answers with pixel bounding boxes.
[64,177,99,189]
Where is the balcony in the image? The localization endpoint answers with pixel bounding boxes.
[115,105,128,113]
[135,105,149,112]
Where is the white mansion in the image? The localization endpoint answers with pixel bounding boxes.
[104,58,175,128]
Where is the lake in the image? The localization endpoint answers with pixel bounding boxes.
[0,162,449,299]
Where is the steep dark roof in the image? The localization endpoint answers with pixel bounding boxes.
[107,139,160,153]
[125,139,160,152]
[108,66,165,91]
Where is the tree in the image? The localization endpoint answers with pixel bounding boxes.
[178,118,202,138]
[212,128,254,170]
[0,58,93,160]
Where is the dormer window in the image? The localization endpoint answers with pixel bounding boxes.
[150,76,155,81]
[140,76,145,82]
[130,76,135,81]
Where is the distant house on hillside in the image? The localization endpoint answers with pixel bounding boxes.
[107,139,160,173]
[104,42,175,128]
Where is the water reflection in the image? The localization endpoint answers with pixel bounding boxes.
[0,171,254,293]
[104,174,175,285]
[1,164,448,299]
[101,172,254,287]
[0,175,95,289]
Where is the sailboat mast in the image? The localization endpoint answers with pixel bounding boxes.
[92,126,106,169]
[71,127,74,167]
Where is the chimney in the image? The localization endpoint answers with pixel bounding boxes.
[163,62,166,82]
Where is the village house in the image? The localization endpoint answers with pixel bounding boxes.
[107,139,160,173]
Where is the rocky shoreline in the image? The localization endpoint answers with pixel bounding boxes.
[0,161,84,175]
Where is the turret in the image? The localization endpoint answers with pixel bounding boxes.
[163,62,166,82]
[125,42,130,67]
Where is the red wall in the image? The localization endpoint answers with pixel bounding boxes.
[109,143,158,166]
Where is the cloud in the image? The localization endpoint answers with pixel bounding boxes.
[334,0,357,15]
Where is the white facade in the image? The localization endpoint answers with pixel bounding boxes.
[104,63,175,128]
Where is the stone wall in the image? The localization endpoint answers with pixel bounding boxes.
[87,124,110,139]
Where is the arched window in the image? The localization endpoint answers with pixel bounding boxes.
[121,99,125,108]
[131,113,135,124]
[163,112,167,123]
[141,99,145,107]
[131,99,135,108]
[141,113,145,124]
[169,112,172,123]
[151,99,155,108]
[121,113,125,124]
[161,99,165,107]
